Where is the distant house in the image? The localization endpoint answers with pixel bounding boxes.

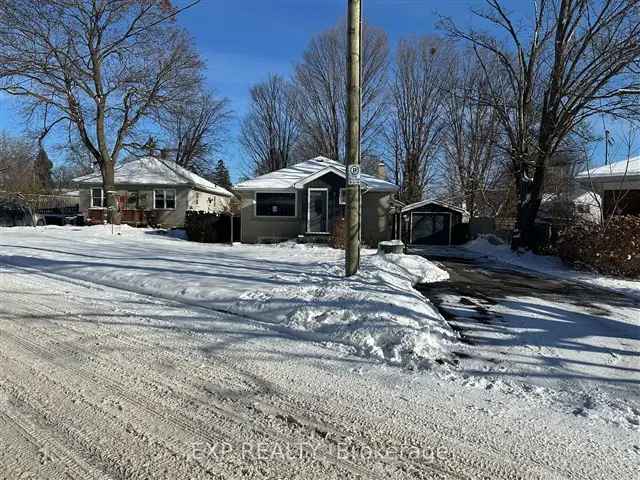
[233,156,399,244]
[401,200,469,246]
[576,157,640,217]
[74,156,234,227]
[539,190,602,224]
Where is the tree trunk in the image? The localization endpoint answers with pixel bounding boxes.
[511,158,545,251]
[102,160,120,225]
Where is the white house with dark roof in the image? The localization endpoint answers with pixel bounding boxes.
[73,156,234,227]
[233,156,399,244]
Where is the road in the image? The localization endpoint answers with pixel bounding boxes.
[0,259,638,479]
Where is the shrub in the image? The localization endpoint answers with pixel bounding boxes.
[185,211,232,243]
[557,216,640,278]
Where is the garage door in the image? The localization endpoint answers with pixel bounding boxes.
[411,212,451,245]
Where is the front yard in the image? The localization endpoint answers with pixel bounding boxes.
[0,225,638,479]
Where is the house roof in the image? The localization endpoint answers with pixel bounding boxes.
[401,199,468,214]
[73,156,233,197]
[233,156,399,193]
[576,156,640,182]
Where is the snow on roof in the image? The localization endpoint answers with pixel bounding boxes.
[233,156,399,192]
[73,157,233,197]
[401,199,468,214]
[576,156,640,180]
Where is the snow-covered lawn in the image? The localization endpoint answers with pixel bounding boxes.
[465,235,640,299]
[0,225,452,367]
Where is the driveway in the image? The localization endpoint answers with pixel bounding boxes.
[413,246,640,421]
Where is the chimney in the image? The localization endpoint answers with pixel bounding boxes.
[376,162,386,180]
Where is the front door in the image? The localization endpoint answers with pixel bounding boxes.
[411,213,451,245]
[308,188,328,233]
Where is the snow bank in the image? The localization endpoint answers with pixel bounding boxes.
[236,247,453,367]
[466,235,640,299]
[0,226,454,367]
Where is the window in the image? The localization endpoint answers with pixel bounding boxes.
[91,188,104,208]
[339,188,347,205]
[255,192,296,217]
[154,189,176,209]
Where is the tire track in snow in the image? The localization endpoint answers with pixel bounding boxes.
[0,311,394,479]
[0,406,107,480]
[0,279,552,480]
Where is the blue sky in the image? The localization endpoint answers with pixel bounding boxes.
[0,0,622,180]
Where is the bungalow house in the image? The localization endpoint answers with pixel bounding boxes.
[576,156,640,217]
[233,156,399,244]
[73,156,234,227]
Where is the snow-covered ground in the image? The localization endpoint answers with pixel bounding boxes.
[0,225,453,367]
[465,235,640,299]
[1,225,638,479]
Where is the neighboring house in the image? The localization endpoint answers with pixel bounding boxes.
[401,200,469,246]
[539,189,602,224]
[74,156,234,227]
[233,156,399,244]
[576,157,640,217]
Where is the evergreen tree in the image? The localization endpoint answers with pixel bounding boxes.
[34,145,53,192]
[211,159,232,190]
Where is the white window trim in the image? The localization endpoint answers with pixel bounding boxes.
[307,187,329,234]
[90,187,105,208]
[153,188,177,210]
[254,190,298,218]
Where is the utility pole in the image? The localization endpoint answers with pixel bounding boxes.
[345,0,362,277]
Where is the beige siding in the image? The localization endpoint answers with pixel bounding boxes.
[239,191,303,243]
[187,189,231,214]
[77,184,231,228]
[238,189,394,245]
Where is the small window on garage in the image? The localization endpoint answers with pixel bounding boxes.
[255,192,296,217]
[91,188,104,208]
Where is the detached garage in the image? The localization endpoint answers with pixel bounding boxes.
[401,200,468,246]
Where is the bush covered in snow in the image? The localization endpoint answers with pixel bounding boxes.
[558,216,640,278]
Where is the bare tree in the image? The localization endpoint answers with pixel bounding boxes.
[294,21,388,163]
[159,90,231,175]
[444,0,640,250]
[441,49,502,217]
[385,36,450,204]
[0,0,203,220]
[240,74,299,175]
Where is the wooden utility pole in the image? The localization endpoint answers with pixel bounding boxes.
[345,0,362,277]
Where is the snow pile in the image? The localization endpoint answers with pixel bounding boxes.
[466,235,640,299]
[235,248,454,367]
[0,226,454,367]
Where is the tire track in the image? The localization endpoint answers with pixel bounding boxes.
[0,320,393,480]
[1,289,548,480]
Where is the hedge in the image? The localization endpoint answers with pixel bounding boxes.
[185,211,236,243]
[557,216,640,278]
